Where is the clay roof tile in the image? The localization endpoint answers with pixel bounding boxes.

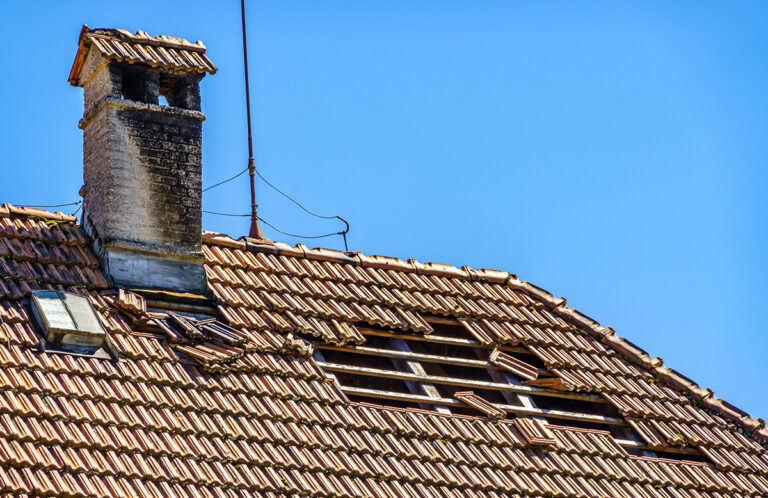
[0,205,765,496]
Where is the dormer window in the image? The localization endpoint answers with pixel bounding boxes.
[29,291,114,359]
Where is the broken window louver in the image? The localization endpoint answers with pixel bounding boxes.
[29,291,114,358]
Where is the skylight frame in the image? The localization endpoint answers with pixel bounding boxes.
[29,290,115,359]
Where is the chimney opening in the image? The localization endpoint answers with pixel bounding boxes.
[119,65,159,104]
[158,74,201,110]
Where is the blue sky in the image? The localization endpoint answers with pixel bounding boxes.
[1,2,766,417]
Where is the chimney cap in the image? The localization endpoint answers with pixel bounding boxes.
[68,24,217,86]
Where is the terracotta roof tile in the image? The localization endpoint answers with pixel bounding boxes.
[68,26,216,86]
[0,208,765,496]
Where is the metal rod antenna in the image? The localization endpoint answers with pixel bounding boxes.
[241,0,264,239]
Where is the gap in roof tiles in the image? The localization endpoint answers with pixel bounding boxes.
[307,316,717,465]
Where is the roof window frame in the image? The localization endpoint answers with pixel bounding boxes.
[29,290,116,360]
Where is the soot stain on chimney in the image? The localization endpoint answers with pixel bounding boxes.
[113,105,203,250]
[71,27,215,292]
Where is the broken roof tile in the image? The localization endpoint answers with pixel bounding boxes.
[513,418,558,448]
[489,349,539,381]
[0,207,764,496]
[454,391,506,420]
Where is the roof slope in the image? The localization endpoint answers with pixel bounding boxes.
[0,204,766,497]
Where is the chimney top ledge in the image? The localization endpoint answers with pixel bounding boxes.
[79,96,205,129]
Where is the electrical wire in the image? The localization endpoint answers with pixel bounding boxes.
[203,163,343,222]
[202,168,248,192]
[203,210,345,241]
[204,166,352,250]
[253,169,350,249]
[203,210,250,217]
[24,201,82,208]
[71,203,83,218]
[253,169,334,220]
[259,218,342,240]
[202,162,351,249]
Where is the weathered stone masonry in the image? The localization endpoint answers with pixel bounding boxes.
[71,31,214,293]
[80,102,204,249]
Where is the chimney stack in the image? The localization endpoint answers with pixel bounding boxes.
[69,26,217,293]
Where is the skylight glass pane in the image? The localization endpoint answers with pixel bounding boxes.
[61,292,105,336]
[32,291,76,333]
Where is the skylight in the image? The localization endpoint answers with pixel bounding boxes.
[29,291,114,358]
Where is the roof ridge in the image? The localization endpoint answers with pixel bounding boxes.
[0,203,78,223]
[86,28,207,53]
[202,233,512,283]
[201,231,768,446]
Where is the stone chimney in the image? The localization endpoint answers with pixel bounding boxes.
[68,26,217,293]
